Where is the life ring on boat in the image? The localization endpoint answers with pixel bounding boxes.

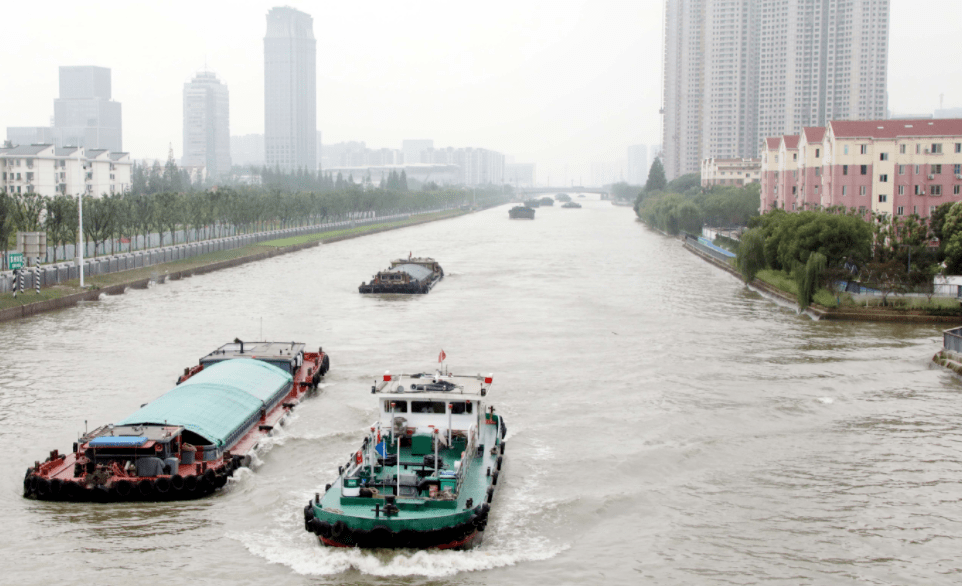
[155,444,163,452]
[36,478,51,498]
[331,520,347,538]
[154,477,171,494]
[137,479,153,497]
[355,450,363,464]
[170,475,185,491]
[113,480,132,498]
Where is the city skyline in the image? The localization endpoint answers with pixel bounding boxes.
[0,0,958,185]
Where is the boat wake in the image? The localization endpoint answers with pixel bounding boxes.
[232,528,565,577]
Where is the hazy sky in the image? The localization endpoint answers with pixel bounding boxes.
[2,0,960,184]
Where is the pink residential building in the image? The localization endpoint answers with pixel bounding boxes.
[760,119,962,219]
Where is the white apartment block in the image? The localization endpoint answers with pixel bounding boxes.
[662,0,889,181]
[0,144,131,198]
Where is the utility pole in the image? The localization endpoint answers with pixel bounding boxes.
[76,147,84,288]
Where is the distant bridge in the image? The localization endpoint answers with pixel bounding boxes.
[518,186,610,199]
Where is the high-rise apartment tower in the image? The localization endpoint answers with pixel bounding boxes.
[264,6,316,172]
[54,66,123,152]
[183,72,231,180]
[661,0,889,181]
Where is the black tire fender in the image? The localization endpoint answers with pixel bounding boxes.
[154,477,171,494]
[170,475,185,491]
[332,520,347,538]
[316,521,333,539]
[36,478,51,498]
[137,479,153,497]
[496,456,503,471]
[113,479,132,497]
[492,471,499,486]
[486,486,494,504]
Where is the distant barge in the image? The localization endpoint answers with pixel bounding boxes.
[23,341,329,502]
[509,206,535,219]
[359,257,444,294]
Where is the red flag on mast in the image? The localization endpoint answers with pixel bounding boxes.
[438,349,446,363]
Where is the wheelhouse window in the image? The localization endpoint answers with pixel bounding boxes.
[449,401,473,415]
[411,400,446,414]
[384,400,408,413]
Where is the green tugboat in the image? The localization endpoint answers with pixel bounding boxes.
[303,367,506,549]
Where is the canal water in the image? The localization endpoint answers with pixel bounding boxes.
[1,199,958,585]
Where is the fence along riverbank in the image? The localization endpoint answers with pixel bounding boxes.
[0,209,464,322]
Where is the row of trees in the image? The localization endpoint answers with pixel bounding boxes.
[131,155,414,196]
[1,184,510,269]
[633,160,761,235]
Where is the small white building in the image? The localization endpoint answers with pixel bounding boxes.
[0,143,131,197]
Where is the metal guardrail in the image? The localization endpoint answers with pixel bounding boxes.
[684,234,736,264]
[944,327,962,353]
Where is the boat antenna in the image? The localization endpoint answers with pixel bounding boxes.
[85,419,88,434]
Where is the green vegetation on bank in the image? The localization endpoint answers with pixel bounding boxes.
[1,159,511,269]
[633,159,761,235]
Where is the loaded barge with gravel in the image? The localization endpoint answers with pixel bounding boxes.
[359,257,444,294]
[304,367,506,549]
[23,341,329,502]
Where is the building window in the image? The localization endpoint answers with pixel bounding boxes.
[955,164,961,175]
[792,186,797,194]
[860,165,868,175]
[860,186,867,196]
[879,174,888,182]
[897,206,904,215]
[932,164,942,174]
[931,206,937,215]
[815,167,821,176]
[859,206,866,214]
[898,165,905,175]
[879,194,887,203]
[860,145,868,155]
[914,205,918,215]
[815,148,820,157]
[792,203,797,211]
[915,185,922,195]
[956,143,961,153]
[917,144,922,154]
[932,143,943,154]
[900,144,907,154]
[843,165,849,175]
[915,165,921,174]
[898,185,904,195]
[955,185,961,195]
[844,145,849,155]
[814,186,819,194]
[931,185,942,196]
[842,186,848,196]
[880,153,888,161]
[793,153,798,161]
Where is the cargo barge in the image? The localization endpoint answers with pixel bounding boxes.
[509,206,535,219]
[304,368,506,549]
[23,341,329,502]
[359,257,443,294]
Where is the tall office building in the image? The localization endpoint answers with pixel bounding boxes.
[183,72,231,180]
[264,7,316,172]
[54,66,123,151]
[661,0,889,181]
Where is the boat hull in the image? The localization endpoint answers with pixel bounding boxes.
[23,347,328,503]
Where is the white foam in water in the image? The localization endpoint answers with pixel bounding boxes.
[233,528,565,578]
[817,397,834,404]
[232,431,567,577]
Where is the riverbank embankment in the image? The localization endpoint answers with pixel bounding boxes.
[677,227,962,324]
[0,209,466,323]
